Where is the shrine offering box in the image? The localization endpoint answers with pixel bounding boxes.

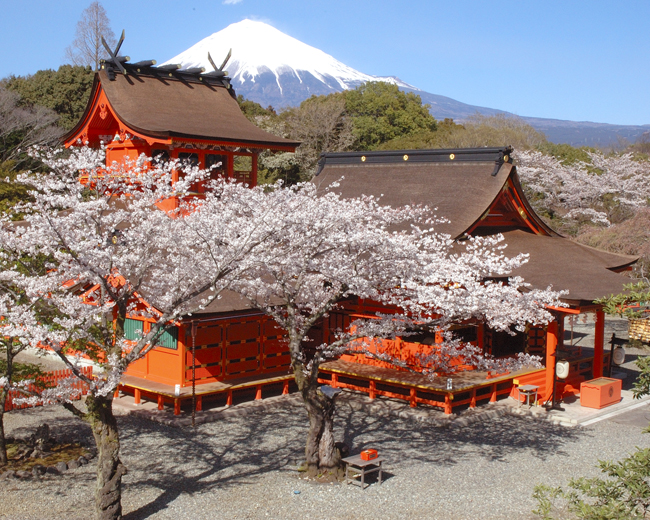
[360,449,378,461]
[580,378,622,409]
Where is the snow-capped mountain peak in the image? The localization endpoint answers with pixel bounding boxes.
[163,19,418,106]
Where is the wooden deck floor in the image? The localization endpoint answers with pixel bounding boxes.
[318,360,545,414]
[320,359,537,392]
[120,371,294,399]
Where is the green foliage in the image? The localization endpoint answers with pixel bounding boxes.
[342,82,437,150]
[2,65,94,130]
[596,282,650,319]
[632,357,650,403]
[533,448,650,519]
[0,161,32,218]
[453,114,547,150]
[0,355,43,385]
[236,94,276,121]
[377,114,547,151]
[537,142,596,166]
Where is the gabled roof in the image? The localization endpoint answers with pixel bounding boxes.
[313,147,553,238]
[63,69,299,150]
[313,147,637,304]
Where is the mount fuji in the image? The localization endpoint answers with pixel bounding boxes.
[164,20,649,146]
[164,19,419,109]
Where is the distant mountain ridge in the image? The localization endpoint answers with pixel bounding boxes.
[164,20,650,147]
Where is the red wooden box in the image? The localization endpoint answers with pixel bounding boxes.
[580,377,622,409]
[360,449,378,461]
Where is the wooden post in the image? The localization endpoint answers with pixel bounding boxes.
[444,393,452,414]
[134,388,141,405]
[545,319,559,403]
[255,385,262,400]
[331,373,338,388]
[490,383,497,403]
[369,380,376,400]
[470,389,477,408]
[157,395,164,411]
[174,399,181,416]
[593,310,605,378]
[409,388,417,408]
[251,153,258,187]
[196,396,202,412]
[477,324,485,354]
[282,380,289,395]
[226,390,233,407]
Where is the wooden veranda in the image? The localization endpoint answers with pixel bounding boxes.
[318,346,612,415]
[118,370,296,415]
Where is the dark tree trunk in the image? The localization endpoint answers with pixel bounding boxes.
[86,394,126,520]
[303,386,341,479]
[292,352,343,480]
[0,397,7,467]
[0,343,14,467]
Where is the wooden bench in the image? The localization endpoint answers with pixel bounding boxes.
[342,454,385,489]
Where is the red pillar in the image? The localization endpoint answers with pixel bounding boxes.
[444,393,453,414]
[369,380,376,400]
[251,153,258,187]
[593,310,605,378]
[545,319,559,402]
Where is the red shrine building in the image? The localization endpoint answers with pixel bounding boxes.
[313,148,635,413]
[63,51,635,416]
[62,53,301,412]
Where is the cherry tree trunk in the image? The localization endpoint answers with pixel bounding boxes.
[303,387,342,479]
[0,397,7,466]
[0,346,12,467]
[86,394,126,520]
[291,351,343,479]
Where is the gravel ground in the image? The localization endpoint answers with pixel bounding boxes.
[1,392,650,520]
[2,315,648,519]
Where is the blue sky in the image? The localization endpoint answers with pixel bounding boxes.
[1,1,648,126]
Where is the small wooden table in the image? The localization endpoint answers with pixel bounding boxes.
[342,454,385,489]
[518,384,539,408]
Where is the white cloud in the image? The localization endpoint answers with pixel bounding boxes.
[223,0,243,4]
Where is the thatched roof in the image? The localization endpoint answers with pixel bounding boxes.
[64,69,299,150]
[314,147,637,304]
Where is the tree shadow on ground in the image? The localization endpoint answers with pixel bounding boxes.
[120,394,585,519]
[336,399,584,469]
[5,404,93,446]
[120,402,309,520]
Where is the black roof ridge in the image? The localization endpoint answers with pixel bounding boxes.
[100,60,232,89]
[316,146,514,176]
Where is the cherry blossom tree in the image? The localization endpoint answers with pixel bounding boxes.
[515,150,650,226]
[2,144,563,507]
[189,181,562,478]
[0,268,49,466]
[0,146,286,520]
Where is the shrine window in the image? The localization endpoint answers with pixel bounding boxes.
[490,329,526,358]
[152,149,170,165]
[452,325,478,345]
[156,326,178,350]
[233,155,253,183]
[124,319,143,341]
[206,153,228,179]
[178,152,199,169]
